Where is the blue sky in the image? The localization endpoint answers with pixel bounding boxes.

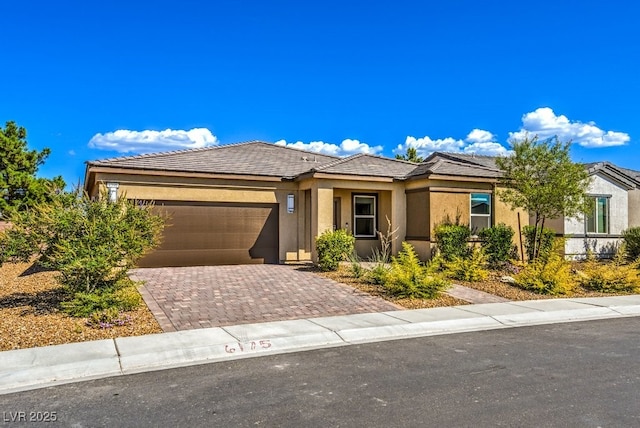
[2,0,639,186]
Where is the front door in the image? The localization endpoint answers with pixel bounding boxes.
[333,198,341,230]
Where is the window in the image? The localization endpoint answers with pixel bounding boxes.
[470,193,491,232]
[586,196,609,234]
[353,195,376,237]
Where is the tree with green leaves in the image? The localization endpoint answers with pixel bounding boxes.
[0,189,166,293]
[0,121,65,217]
[496,135,591,261]
[395,147,424,163]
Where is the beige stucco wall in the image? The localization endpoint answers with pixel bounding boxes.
[404,180,526,261]
[91,172,305,263]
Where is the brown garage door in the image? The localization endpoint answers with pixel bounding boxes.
[138,201,279,267]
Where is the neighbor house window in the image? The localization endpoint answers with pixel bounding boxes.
[586,196,609,234]
[470,193,491,232]
[353,195,376,237]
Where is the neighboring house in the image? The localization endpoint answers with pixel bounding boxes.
[546,162,640,259]
[84,142,527,267]
[430,154,640,259]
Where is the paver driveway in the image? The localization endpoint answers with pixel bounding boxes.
[130,264,401,332]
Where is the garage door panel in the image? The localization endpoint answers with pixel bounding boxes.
[137,202,279,267]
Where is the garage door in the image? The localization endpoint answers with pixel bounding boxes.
[137,201,279,267]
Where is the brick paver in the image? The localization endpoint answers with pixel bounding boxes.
[130,265,401,332]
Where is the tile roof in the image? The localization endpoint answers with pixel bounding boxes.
[408,153,503,179]
[87,141,339,178]
[585,161,640,189]
[313,153,417,179]
[87,143,637,187]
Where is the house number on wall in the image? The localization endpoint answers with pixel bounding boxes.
[224,340,272,353]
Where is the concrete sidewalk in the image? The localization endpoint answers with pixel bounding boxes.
[2,295,640,395]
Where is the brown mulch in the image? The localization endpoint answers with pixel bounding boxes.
[0,261,162,351]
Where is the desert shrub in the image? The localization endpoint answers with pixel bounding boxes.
[0,189,165,293]
[316,229,355,271]
[522,225,555,262]
[347,251,365,279]
[366,263,390,285]
[622,227,640,261]
[479,223,515,267]
[434,224,471,261]
[369,215,398,264]
[444,248,489,282]
[576,249,640,293]
[61,279,142,317]
[515,241,575,295]
[384,242,450,298]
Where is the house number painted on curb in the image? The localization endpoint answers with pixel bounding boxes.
[224,340,272,353]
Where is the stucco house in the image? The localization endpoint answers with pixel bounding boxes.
[84,142,527,267]
[545,162,640,258]
[432,154,640,259]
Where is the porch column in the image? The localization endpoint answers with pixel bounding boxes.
[390,184,407,256]
[311,184,334,262]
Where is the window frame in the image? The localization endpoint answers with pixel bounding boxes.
[470,193,492,233]
[353,194,377,238]
[586,195,610,234]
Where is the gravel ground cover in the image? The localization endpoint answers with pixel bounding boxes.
[2,259,636,351]
[0,261,162,351]
[317,263,638,308]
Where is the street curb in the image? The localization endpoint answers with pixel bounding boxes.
[1,296,640,395]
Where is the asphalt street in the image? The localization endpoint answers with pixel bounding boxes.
[1,317,639,427]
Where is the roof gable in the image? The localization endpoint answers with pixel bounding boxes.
[586,162,640,190]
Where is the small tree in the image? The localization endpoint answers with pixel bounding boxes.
[395,147,424,163]
[496,135,590,261]
[0,121,65,217]
[0,189,165,293]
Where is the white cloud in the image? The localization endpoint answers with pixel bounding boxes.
[465,129,495,144]
[397,131,509,159]
[509,107,630,148]
[275,139,383,156]
[463,142,511,156]
[88,128,218,153]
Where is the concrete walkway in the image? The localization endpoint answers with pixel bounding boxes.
[446,284,511,303]
[2,295,640,395]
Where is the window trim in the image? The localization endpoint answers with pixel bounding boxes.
[470,193,491,232]
[353,194,377,238]
[586,195,610,235]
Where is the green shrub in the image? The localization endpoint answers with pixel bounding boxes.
[515,241,574,295]
[316,229,355,271]
[366,263,390,285]
[622,227,640,261]
[479,223,515,266]
[60,280,142,317]
[434,224,471,261]
[347,251,365,279]
[384,242,450,298]
[444,248,489,282]
[0,189,165,293]
[576,251,640,293]
[522,225,555,262]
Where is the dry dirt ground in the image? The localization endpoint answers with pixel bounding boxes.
[0,260,636,351]
[0,261,161,351]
